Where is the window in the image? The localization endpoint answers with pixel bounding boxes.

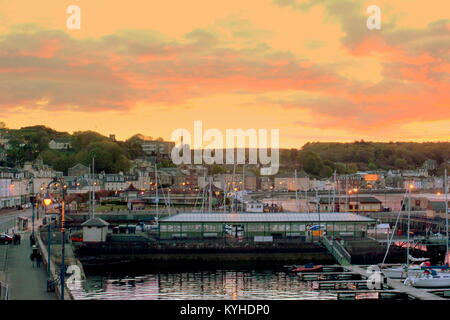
[168,225,181,232]
[270,224,285,232]
[204,224,219,232]
[357,224,367,231]
[248,224,264,232]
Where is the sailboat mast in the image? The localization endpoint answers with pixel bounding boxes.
[445,168,449,263]
[155,164,159,221]
[92,156,95,218]
[208,176,212,212]
[295,169,299,212]
[232,163,236,213]
[88,164,92,218]
[242,164,245,213]
[407,184,412,266]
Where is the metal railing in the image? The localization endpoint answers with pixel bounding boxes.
[321,236,351,266]
[0,244,9,272]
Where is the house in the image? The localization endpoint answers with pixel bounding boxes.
[121,183,140,200]
[260,176,274,191]
[422,159,438,172]
[68,163,90,177]
[103,173,138,191]
[244,174,260,191]
[139,140,175,159]
[348,196,383,212]
[274,172,310,191]
[336,174,364,192]
[81,217,109,242]
[313,196,383,213]
[49,138,71,150]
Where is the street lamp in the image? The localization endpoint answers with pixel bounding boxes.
[353,188,359,213]
[42,192,53,286]
[42,178,67,300]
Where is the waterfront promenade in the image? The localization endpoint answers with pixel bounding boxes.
[3,231,56,300]
[1,208,56,300]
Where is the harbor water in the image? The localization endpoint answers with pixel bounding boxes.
[68,269,337,300]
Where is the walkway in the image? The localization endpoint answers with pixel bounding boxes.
[4,232,56,300]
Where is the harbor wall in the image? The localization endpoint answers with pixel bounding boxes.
[75,241,335,271]
[36,230,74,300]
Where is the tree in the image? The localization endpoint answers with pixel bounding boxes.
[437,162,450,176]
[77,141,130,173]
[300,151,323,176]
[394,158,408,170]
[320,165,333,178]
[368,162,377,170]
[210,164,227,175]
[71,131,108,152]
[123,135,146,159]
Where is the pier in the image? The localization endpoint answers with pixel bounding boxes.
[345,265,447,300]
[293,263,448,300]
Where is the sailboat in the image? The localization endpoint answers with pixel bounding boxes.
[404,169,450,288]
[405,271,450,288]
[382,184,444,279]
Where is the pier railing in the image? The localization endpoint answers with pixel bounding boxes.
[0,281,8,300]
[321,236,351,266]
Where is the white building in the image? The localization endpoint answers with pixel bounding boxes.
[48,138,72,150]
[0,178,20,208]
[140,140,175,157]
[81,217,109,242]
[245,201,264,213]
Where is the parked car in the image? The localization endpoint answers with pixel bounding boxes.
[70,234,83,242]
[0,233,13,245]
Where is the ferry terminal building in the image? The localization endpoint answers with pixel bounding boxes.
[158,213,375,240]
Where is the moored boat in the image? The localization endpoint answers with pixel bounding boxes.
[405,269,450,288]
[382,263,448,279]
[289,263,323,273]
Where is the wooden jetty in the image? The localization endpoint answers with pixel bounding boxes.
[294,263,448,300]
[334,290,410,300]
[312,279,387,291]
[298,272,362,281]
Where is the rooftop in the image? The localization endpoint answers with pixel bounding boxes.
[81,217,109,227]
[161,212,375,223]
[317,196,382,204]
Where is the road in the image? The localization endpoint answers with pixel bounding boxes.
[0,208,34,233]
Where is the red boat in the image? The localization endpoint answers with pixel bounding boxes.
[291,265,323,273]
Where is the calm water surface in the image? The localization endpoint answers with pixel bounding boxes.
[68,270,337,300]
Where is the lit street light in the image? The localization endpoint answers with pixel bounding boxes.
[42,177,67,300]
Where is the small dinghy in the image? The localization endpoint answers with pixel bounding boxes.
[291,263,323,273]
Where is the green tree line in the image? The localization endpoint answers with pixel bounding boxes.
[1,124,449,177]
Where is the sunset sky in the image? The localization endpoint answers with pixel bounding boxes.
[0,0,449,148]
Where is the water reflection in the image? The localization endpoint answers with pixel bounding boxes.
[68,270,337,300]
